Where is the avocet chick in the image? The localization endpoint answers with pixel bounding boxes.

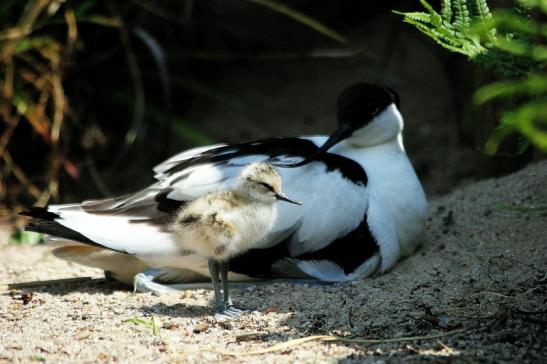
[170,162,301,318]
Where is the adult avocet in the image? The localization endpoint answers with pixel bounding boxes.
[23,83,428,288]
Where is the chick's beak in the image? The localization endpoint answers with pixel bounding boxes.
[275,192,302,205]
[274,123,354,168]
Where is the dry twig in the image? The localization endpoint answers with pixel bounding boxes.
[187,329,464,357]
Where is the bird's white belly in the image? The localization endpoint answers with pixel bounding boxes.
[338,138,428,271]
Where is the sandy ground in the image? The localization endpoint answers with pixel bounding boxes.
[1,162,546,363]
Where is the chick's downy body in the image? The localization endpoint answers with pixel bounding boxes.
[171,189,276,261]
[167,162,300,318]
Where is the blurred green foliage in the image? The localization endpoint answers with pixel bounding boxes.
[396,0,547,154]
[9,230,42,245]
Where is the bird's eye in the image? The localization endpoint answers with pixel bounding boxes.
[259,182,274,192]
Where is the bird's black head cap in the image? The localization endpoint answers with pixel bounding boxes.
[275,83,400,169]
[337,83,400,130]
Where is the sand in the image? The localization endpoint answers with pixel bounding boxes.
[1,161,546,363]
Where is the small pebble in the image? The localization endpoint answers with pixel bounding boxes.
[192,322,209,334]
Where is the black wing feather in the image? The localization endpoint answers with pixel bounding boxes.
[19,207,59,221]
[25,220,97,246]
[165,138,368,185]
[229,215,378,278]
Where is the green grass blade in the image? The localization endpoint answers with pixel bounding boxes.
[244,0,350,45]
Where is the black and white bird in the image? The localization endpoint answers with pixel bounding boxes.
[168,162,300,317]
[23,83,428,287]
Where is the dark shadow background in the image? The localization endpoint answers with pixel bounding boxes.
[0,0,535,213]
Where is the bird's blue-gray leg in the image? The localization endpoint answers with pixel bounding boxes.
[208,259,224,314]
[219,261,244,318]
[221,261,231,306]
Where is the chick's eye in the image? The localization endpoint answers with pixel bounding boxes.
[259,182,274,192]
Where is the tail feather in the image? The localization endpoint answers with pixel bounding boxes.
[19,207,59,221]
[25,220,97,246]
[20,206,94,244]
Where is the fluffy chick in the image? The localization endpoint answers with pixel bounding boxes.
[170,162,301,317]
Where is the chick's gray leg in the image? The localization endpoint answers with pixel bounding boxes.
[219,261,244,318]
[208,259,224,314]
[220,261,232,306]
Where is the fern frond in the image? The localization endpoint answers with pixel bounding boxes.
[470,0,496,41]
[405,18,473,55]
[419,0,440,16]
[419,0,443,26]
[397,0,547,153]
[472,0,492,19]
[453,0,472,33]
[394,11,432,24]
[441,0,453,22]
[396,0,491,59]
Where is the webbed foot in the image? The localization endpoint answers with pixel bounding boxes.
[133,269,181,295]
[213,304,246,320]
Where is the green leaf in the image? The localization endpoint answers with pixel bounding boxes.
[484,123,514,155]
[474,74,547,104]
[122,316,160,336]
[491,11,545,37]
[13,36,58,54]
[486,98,547,153]
[151,316,159,336]
[495,36,547,61]
[508,100,547,150]
[74,0,97,17]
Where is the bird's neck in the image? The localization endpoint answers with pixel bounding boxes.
[343,104,404,148]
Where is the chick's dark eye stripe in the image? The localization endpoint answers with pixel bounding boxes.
[260,182,275,192]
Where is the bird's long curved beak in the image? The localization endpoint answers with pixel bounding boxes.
[275,192,302,205]
[274,123,354,168]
